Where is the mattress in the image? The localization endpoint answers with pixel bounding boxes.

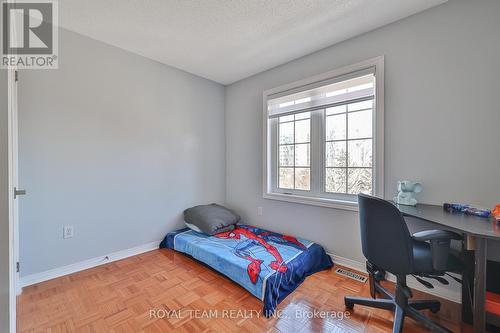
[159,224,333,316]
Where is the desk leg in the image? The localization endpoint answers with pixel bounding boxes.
[473,237,487,333]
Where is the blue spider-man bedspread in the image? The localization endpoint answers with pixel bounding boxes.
[159,224,333,316]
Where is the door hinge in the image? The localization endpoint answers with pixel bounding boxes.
[16,262,20,273]
[15,70,18,82]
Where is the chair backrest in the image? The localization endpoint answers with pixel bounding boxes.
[358,194,414,274]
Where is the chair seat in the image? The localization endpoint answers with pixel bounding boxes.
[412,240,463,273]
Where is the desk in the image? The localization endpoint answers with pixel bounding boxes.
[394,203,500,333]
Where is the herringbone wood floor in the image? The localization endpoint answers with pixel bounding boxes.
[17,249,464,333]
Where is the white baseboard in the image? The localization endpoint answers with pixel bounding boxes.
[19,240,161,290]
[328,253,462,304]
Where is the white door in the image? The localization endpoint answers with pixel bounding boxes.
[8,68,22,333]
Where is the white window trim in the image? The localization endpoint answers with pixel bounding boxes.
[262,56,385,211]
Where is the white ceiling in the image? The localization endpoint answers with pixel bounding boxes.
[59,0,446,85]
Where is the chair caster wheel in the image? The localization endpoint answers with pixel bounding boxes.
[373,270,385,281]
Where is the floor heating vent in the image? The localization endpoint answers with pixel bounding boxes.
[335,268,368,283]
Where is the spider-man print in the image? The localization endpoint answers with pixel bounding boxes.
[214,225,306,284]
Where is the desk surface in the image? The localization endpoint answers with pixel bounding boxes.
[394,203,500,240]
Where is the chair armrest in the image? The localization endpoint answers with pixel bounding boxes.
[412,230,462,272]
[412,230,463,242]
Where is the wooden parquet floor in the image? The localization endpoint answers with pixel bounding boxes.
[17,249,465,333]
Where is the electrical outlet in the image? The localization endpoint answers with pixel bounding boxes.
[63,225,74,239]
[257,206,263,216]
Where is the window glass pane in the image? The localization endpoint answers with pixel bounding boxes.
[326,141,346,167]
[279,122,294,144]
[326,114,346,141]
[279,115,294,123]
[348,168,372,194]
[279,168,294,189]
[295,144,310,167]
[295,119,310,143]
[295,112,310,120]
[348,139,372,167]
[279,145,294,166]
[325,168,346,193]
[348,100,372,112]
[295,168,310,190]
[326,105,346,115]
[348,110,372,139]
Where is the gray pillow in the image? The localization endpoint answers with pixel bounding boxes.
[184,204,240,235]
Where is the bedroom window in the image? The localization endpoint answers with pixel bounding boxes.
[278,111,311,191]
[263,57,384,210]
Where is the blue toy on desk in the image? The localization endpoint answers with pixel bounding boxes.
[393,181,422,206]
[443,203,491,218]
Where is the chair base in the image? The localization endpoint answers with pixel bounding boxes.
[344,273,452,333]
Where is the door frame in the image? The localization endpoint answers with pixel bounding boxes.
[7,1,20,330]
[7,67,19,333]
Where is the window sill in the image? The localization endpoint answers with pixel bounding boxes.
[263,192,359,211]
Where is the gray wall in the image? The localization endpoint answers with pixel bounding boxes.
[18,29,226,276]
[0,69,10,333]
[225,0,500,269]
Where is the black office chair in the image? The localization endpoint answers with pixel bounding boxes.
[345,194,463,333]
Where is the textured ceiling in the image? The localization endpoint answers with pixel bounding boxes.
[59,0,447,84]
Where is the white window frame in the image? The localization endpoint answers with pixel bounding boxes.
[262,56,385,211]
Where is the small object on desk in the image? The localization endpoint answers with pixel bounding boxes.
[492,204,500,222]
[393,180,422,206]
[443,203,491,218]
